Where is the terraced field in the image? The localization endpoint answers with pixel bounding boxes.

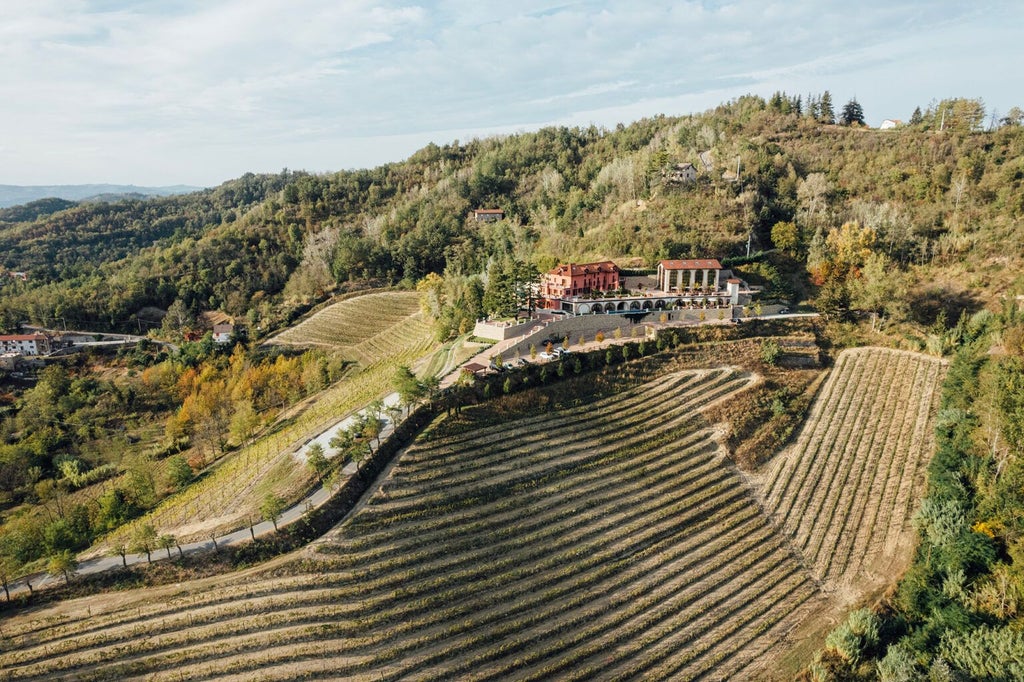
[755,347,946,597]
[99,292,437,544]
[268,290,431,366]
[0,348,948,680]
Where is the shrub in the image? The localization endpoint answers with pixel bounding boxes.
[760,338,781,365]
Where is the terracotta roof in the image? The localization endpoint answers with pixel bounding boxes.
[0,334,47,342]
[199,310,233,327]
[658,259,723,270]
[548,261,620,276]
[212,324,234,334]
[727,278,742,284]
[463,362,488,373]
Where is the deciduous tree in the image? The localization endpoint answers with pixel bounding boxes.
[131,523,157,563]
[261,493,285,532]
[306,442,329,481]
[47,550,77,585]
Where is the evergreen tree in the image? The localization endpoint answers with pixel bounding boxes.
[481,259,515,318]
[805,93,819,120]
[909,106,924,125]
[839,98,865,126]
[819,91,835,124]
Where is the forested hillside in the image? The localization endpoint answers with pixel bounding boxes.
[1,92,1023,679]
[1,94,1021,339]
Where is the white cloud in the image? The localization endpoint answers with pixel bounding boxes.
[0,0,1021,185]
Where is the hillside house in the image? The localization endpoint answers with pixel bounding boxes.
[541,261,621,308]
[212,324,235,344]
[472,208,505,222]
[666,163,697,184]
[879,119,902,130]
[657,259,723,293]
[0,334,52,355]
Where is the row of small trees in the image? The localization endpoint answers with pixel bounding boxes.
[0,364,443,599]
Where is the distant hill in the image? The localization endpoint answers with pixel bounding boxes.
[0,183,203,208]
[0,197,77,223]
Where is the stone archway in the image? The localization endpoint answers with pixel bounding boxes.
[577,303,591,314]
[617,301,626,311]
[654,300,666,310]
[592,303,604,313]
[629,301,641,310]
[642,300,653,310]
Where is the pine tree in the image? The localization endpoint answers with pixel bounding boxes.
[819,91,835,124]
[839,98,865,126]
[805,93,819,120]
[909,106,924,125]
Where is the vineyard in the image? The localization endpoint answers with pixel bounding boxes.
[267,290,429,367]
[755,347,947,597]
[0,347,948,680]
[96,293,437,546]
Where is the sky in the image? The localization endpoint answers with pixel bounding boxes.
[2,0,1022,187]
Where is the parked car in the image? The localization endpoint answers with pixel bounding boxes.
[778,307,790,314]
[539,352,556,360]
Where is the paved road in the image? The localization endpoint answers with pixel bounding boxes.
[7,311,822,597]
[7,396,403,599]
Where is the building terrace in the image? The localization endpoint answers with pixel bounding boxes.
[540,258,757,315]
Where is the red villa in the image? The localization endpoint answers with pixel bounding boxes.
[541,261,620,308]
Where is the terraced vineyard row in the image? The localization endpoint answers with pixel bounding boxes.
[1,348,948,680]
[269,290,425,365]
[755,347,946,591]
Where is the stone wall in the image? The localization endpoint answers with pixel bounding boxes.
[497,307,739,360]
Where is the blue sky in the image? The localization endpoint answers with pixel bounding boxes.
[2,0,1021,186]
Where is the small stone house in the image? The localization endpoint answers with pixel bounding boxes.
[666,163,697,184]
[472,208,505,222]
[212,324,235,344]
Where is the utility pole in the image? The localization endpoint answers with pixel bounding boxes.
[746,232,752,257]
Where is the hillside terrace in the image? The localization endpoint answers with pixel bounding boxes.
[539,259,759,315]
